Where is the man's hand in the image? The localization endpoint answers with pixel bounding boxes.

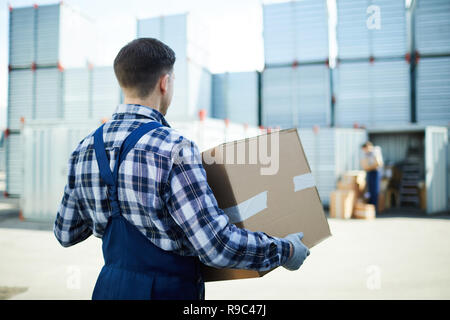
[283,232,310,271]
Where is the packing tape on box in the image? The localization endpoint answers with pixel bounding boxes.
[293,173,316,192]
[223,191,268,224]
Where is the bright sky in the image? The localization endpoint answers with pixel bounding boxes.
[1,0,299,129]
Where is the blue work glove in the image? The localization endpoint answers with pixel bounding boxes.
[283,232,310,271]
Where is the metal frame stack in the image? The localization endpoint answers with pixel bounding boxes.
[211,72,259,126]
[261,0,332,130]
[333,0,412,128]
[413,0,450,126]
[5,3,120,198]
[137,13,212,122]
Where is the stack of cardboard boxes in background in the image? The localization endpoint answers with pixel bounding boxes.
[330,164,428,219]
[330,170,376,220]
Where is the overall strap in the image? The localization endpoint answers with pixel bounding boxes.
[93,121,163,216]
[94,124,114,187]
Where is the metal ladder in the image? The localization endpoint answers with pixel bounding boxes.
[398,150,423,207]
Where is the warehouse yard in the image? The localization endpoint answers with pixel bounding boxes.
[1,0,449,304]
[0,196,449,300]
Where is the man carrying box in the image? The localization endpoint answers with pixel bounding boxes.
[53,38,309,300]
[361,141,384,213]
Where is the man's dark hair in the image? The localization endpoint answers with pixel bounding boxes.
[361,141,373,149]
[113,38,176,98]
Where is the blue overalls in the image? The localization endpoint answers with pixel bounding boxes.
[91,121,205,300]
[367,169,381,211]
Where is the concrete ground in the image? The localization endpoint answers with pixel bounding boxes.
[0,175,449,299]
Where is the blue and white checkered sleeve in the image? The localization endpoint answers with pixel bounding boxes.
[54,155,92,247]
[165,139,291,271]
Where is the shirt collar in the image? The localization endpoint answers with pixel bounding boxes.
[112,104,171,127]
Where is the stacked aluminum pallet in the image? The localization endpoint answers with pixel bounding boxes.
[334,0,411,128]
[9,3,95,69]
[334,59,411,127]
[263,0,329,65]
[6,4,120,197]
[137,13,212,122]
[414,0,450,126]
[261,0,331,129]
[211,72,259,126]
[415,57,450,126]
[263,64,331,129]
[336,0,408,60]
[414,0,450,56]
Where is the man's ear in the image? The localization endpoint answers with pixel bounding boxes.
[160,74,170,95]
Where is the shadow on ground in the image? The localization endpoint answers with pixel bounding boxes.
[0,287,28,300]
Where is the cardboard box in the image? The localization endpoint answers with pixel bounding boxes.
[353,201,376,220]
[330,190,355,219]
[200,129,332,282]
[378,192,386,213]
[380,178,389,193]
[338,170,366,199]
[385,188,400,209]
[418,181,426,211]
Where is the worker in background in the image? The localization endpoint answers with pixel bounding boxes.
[54,38,309,300]
[361,141,384,212]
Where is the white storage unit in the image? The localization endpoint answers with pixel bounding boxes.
[63,68,91,120]
[263,0,329,65]
[9,6,35,68]
[336,0,408,59]
[20,118,258,221]
[414,0,450,56]
[35,68,63,120]
[212,72,259,126]
[7,69,34,130]
[416,56,450,126]
[5,133,23,196]
[425,126,448,214]
[91,66,122,121]
[262,64,331,129]
[334,59,411,127]
[35,3,95,68]
[448,129,450,210]
[137,13,212,121]
[369,126,448,214]
[297,128,367,205]
[22,121,98,221]
[0,138,4,173]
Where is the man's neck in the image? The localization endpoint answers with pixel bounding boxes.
[123,96,162,114]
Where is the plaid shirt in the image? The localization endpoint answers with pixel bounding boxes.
[54,104,290,271]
